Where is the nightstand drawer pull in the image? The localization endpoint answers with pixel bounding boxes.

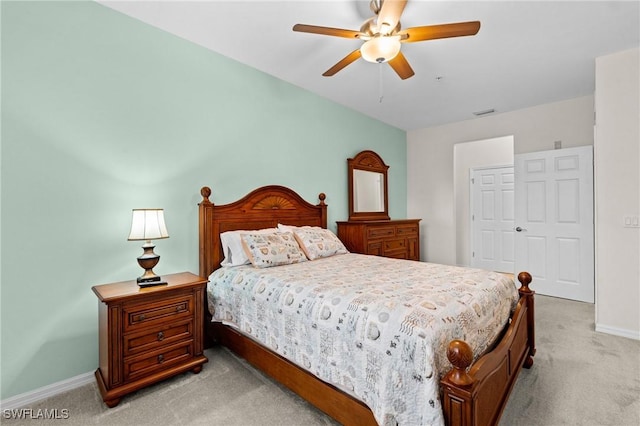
[138,314,145,321]
[157,331,164,341]
[157,354,164,363]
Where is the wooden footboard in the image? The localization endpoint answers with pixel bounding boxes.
[440,272,535,426]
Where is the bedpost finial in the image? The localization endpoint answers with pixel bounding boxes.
[200,186,212,204]
[517,271,533,293]
[446,339,474,387]
[318,193,326,206]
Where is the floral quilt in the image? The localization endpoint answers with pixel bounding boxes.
[207,253,518,426]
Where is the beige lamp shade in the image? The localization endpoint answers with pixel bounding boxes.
[127,209,169,241]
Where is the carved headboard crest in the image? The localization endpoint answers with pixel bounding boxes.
[253,195,296,210]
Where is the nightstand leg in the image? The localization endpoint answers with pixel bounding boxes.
[192,365,203,374]
[104,398,121,408]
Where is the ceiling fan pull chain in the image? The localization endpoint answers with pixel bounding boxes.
[378,62,384,103]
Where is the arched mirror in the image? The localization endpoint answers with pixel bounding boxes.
[348,150,390,221]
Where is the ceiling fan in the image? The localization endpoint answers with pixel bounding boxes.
[293,0,480,80]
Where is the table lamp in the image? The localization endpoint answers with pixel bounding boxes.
[127,208,169,287]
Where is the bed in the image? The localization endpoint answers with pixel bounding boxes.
[198,185,535,426]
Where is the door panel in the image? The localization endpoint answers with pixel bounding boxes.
[471,166,515,273]
[515,146,594,303]
[502,231,515,263]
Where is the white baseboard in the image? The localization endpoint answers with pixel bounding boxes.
[0,371,94,411]
[595,323,640,340]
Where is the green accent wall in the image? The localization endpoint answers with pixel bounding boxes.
[0,1,406,399]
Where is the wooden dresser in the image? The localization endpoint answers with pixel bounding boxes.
[92,272,208,407]
[337,219,421,260]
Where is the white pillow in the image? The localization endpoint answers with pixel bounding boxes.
[220,228,278,267]
[277,223,305,232]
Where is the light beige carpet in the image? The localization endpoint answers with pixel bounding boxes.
[3,295,639,426]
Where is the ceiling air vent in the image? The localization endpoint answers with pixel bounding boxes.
[473,108,495,116]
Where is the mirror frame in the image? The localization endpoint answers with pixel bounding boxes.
[348,150,390,221]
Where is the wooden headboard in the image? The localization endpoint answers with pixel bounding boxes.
[198,185,328,278]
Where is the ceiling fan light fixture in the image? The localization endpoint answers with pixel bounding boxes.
[360,35,401,63]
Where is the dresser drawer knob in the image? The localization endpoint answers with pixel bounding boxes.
[158,354,164,363]
[138,314,145,321]
[157,331,164,341]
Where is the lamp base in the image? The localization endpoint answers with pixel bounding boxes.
[138,280,167,288]
[137,275,161,283]
[135,242,166,286]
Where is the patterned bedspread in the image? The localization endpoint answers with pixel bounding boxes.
[207,253,518,426]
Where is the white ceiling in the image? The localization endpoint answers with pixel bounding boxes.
[98,1,639,131]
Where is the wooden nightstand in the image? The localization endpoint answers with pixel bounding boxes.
[92,272,208,407]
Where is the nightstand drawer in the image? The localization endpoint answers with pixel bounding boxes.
[124,340,194,383]
[124,294,193,332]
[124,320,193,356]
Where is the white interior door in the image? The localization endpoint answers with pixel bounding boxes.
[471,166,515,273]
[514,146,594,303]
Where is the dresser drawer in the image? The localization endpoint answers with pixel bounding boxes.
[124,319,193,357]
[396,224,418,237]
[124,340,194,383]
[384,250,408,259]
[384,239,406,251]
[123,294,193,332]
[367,226,395,239]
[367,242,383,256]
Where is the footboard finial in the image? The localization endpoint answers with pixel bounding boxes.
[517,271,532,293]
[446,340,474,388]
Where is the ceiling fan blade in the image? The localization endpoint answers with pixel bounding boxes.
[293,24,361,39]
[377,0,407,32]
[323,49,362,77]
[388,51,414,80]
[401,21,481,42]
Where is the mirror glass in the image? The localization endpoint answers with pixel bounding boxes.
[347,150,390,221]
[353,170,385,212]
